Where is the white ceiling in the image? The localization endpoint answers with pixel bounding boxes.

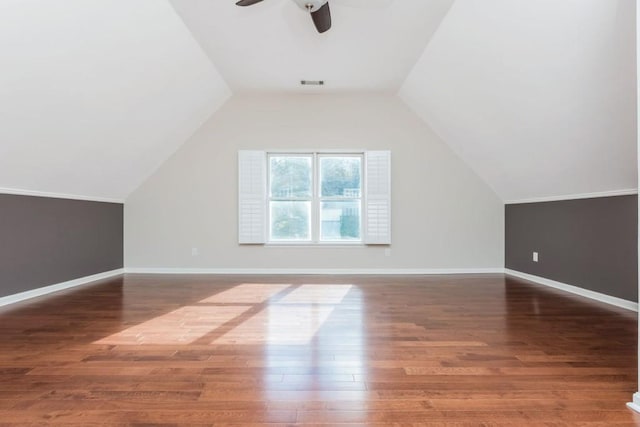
[169,0,455,93]
[400,0,637,202]
[0,0,636,202]
[0,0,230,201]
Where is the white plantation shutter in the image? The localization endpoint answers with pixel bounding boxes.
[238,151,266,244]
[364,151,391,245]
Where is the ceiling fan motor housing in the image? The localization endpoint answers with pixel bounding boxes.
[292,0,328,12]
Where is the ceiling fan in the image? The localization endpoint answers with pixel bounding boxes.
[236,0,333,34]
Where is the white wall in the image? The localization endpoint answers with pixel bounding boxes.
[125,95,504,271]
[0,0,230,201]
[401,0,637,202]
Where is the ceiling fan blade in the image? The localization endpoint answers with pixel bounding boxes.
[310,2,331,33]
[236,0,264,6]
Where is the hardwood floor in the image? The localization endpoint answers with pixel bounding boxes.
[0,273,638,426]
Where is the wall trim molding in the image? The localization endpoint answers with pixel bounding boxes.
[0,269,124,308]
[505,189,638,205]
[125,267,505,275]
[0,187,124,204]
[505,269,638,312]
[628,393,640,413]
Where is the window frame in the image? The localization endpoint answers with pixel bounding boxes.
[267,151,364,245]
[267,153,314,243]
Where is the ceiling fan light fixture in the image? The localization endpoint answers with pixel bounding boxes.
[292,0,328,12]
[300,80,325,86]
[236,0,332,33]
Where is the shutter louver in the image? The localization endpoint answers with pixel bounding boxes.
[238,151,266,244]
[364,151,391,245]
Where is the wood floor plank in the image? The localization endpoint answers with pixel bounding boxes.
[0,273,637,425]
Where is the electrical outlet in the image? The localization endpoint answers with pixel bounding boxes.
[384,248,391,257]
[533,252,539,262]
[192,247,199,256]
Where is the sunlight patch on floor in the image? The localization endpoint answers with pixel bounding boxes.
[95,283,354,346]
[96,305,252,345]
[213,305,336,345]
[199,284,292,304]
[279,284,353,304]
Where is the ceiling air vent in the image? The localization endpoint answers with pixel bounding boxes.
[300,80,324,86]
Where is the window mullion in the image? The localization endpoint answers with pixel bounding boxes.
[313,153,319,243]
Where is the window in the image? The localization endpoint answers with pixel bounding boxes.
[238,150,390,246]
[269,155,313,241]
[268,153,362,243]
[318,155,362,242]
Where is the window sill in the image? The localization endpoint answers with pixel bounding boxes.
[265,242,365,248]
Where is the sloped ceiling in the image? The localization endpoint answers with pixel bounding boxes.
[0,0,231,202]
[400,0,637,202]
[0,0,636,203]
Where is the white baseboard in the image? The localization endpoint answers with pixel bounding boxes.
[125,267,505,275]
[627,393,640,413]
[0,269,124,308]
[5,267,633,314]
[505,269,638,312]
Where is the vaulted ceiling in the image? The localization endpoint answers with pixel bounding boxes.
[169,0,455,93]
[400,0,637,202]
[0,0,636,202]
[0,0,230,201]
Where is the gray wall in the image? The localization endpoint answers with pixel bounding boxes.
[0,194,123,298]
[505,195,638,301]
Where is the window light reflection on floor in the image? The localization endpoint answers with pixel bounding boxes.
[95,305,252,345]
[279,284,353,304]
[213,284,353,345]
[213,305,336,345]
[95,283,354,346]
[199,283,292,304]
